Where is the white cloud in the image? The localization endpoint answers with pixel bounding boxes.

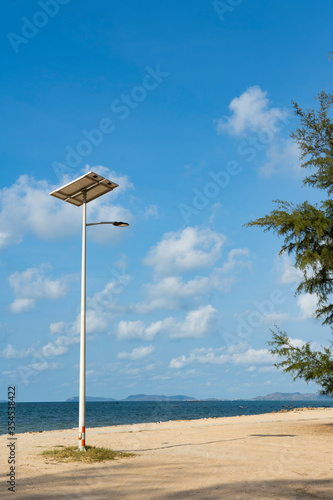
[10,298,35,314]
[144,205,159,219]
[69,272,133,336]
[120,367,140,376]
[215,87,301,178]
[297,293,318,320]
[169,305,218,339]
[85,203,133,245]
[1,307,82,365]
[258,366,278,373]
[0,167,133,249]
[81,165,134,196]
[0,175,78,247]
[170,337,325,373]
[232,347,274,365]
[8,264,73,313]
[117,320,151,341]
[134,275,212,313]
[289,337,307,348]
[40,342,68,357]
[0,344,35,359]
[28,361,58,372]
[263,312,288,323]
[170,348,229,369]
[277,256,320,322]
[169,343,276,369]
[144,226,225,277]
[289,337,324,352]
[70,308,110,337]
[86,369,99,377]
[219,248,250,274]
[1,269,135,375]
[216,86,289,136]
[152,374,171,380]
[49,321,67,335]
[277,254,302,284]
[259,138,301,176]
[89,273,132,312]
[145,363,155,371]
[0,332,79,361]
[144,321,164,339]
[133,247,250,313]
[116,305,218,341]
[115,254,128,270]
[209,202,222,225]
[117,345,155,360]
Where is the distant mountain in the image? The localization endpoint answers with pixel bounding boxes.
[252,392,332,401]
[66,394,196,402]
[66,396,116,402]
[66,392,332,403]
[122,394,196,402]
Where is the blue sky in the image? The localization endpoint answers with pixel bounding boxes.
[0,0,332,401]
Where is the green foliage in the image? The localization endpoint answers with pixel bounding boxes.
[292,91,333,195]
[41,445,135,463]
[246,89,333,396]
[268,328,333,396]
[248,198,333,325]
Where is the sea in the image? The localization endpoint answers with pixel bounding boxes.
[1,400,333,435]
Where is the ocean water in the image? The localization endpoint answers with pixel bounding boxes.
[1,400,333,435]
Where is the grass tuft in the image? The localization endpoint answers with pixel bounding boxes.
[42,445,134,463]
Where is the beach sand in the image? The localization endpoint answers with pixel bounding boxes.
[1,407,333,499]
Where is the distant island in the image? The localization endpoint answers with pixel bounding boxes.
[66,394,196,402]
[251,392,332,401]
[122,394,196,401]
[65,392,332,402]
[66,396,116,402]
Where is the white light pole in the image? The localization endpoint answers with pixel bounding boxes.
[79,189,86,451]
[50,171,129,451]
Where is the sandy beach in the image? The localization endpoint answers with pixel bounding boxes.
[1,407,333,499]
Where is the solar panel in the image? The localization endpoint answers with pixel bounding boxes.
[49,171,119,206]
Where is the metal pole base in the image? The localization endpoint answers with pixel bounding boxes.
[78,426,86,451]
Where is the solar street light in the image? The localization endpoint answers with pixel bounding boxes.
[50,171,129,450]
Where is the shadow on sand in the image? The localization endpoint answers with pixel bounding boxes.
[11,461,333,500]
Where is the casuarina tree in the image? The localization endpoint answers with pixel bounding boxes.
[246,90,333,396]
